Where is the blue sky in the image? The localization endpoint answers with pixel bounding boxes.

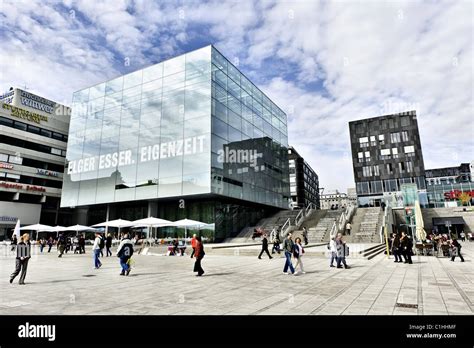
[0,0,472,192]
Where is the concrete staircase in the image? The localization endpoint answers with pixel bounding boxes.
[351,207,383,243]
[306,210,342,243]
[224,209,301,243]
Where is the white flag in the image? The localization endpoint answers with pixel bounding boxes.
[13,219,21,240]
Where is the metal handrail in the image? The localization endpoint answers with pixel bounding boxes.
[295,209,304,226]
[281,217,291,238]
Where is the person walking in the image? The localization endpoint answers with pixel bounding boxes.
[293,237,305,274]
[57,233,66,258]
[271,233,281,254]
[193,236,205,276]
[9,233,31,285]
[106,233,113,257]
[47,236,53,253]
[400,231,413,264]
[335,233,350,269]
[329,237,337,267]
[459,231,466,242]
[282,232,295,275]
[190,234,197,258]
[345,222,352,236]
[65,236,72,253]
[450,239,465,262]
[302,227,308,245]
[116,233,134,275]
[391,233,402,263]
[92,232,102,269]
[10,233,17,252]
[99,233,105,257]
[258,234,273,259]
[79,234,86,254]
[39,238,46,253]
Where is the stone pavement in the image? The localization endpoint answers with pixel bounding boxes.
[0,242,473,315]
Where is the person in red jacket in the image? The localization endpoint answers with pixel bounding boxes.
[190,234,197,259]
[193,236,205,276]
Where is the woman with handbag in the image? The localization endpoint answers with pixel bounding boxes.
[193,236,205,276]
[293,237,305,275]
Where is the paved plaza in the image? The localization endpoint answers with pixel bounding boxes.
[0,242,473,315]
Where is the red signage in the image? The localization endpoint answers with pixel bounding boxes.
[0,181,46,192]
[444,190,474,200]
[0,162,14,169]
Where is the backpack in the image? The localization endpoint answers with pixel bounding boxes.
[119,243,134,258]
[99,236,105,249]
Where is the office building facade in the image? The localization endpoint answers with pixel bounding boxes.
[349,111,427,207]
[61,45,290,241]
[288,146,320,209]
[0,88,71,240]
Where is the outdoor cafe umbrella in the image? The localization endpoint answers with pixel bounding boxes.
[131,217,173,239]
[414,200,426,242]
[20,223,52,240]
[92,219,134,236]
[64,224,96,233]
[171,218,206,241]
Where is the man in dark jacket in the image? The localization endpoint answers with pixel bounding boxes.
[258,234,272,259]
[400,232,413,264]
[282,233,295,274]
[450,239,465,262]
[106,233,113,257]
[116,233,134,276]
[10,233,31,285]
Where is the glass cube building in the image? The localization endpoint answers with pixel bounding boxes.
[61,45,290,240]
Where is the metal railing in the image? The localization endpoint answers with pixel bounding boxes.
[280,217,291,238]
[330,204,356,239]
[295,209,304,226]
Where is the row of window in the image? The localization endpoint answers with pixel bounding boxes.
[1,171,63,188]
[359,131,409,148]
[0,153,65,173]
[357,145,415,162]
[362,161,414,177]
[356,176,426,195]
[0,116,68,142]
[0,135,66,158]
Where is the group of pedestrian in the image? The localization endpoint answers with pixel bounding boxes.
[390,231,413,264]
[280,232,305,275]
[328,233,350,269]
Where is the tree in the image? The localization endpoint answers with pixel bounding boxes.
[458,192,471,206]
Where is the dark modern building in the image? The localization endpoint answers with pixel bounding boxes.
[0,88,72,240]
[349,111,427,207]
[425,162,474,207]
[61,45,290,241]
[288,146,320,209]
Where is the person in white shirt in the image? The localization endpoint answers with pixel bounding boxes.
[329,237,337,267]
[92,233,102,269]
[345,222,352,236]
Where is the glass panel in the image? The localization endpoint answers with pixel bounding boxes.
[163,54,185,76]
[123,69,143,90]
[105,77,123,95]
[143,63,163,83]
[158,175,182,197]
[184,82,211,120]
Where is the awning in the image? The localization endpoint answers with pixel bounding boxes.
[432,217,465,226]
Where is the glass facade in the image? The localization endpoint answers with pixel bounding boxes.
[61,45,289,214]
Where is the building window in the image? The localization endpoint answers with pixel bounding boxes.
[358,152,364,163]
[8,155,22,164]
[401,131,409,142]
[398,162,405,173]
[404,145,415,153]
[370,135,376,146]
[0,153,8,162]
[363,166,372,177]
[406,161,413,173]
[400,116,410,127]
[386,163,393,174]
[359,137,369,148]
[373,165,380,176]
[378,134,385,145]
[390,132,401,143]
[380,148,391,160]
[365,151,371,162]
[392,147,399,158]
[51,148,62,156]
